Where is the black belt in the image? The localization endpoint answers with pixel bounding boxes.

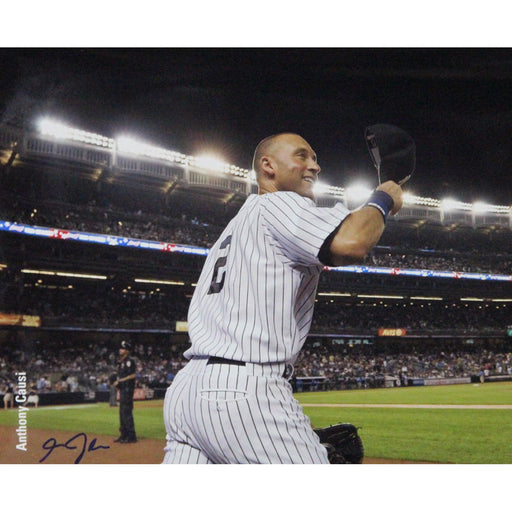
[206,356,245,366]
[203,356,294,379]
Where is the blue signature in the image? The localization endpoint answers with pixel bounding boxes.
[39,433,110,464]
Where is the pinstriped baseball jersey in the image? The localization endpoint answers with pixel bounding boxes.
[163,189,350,464]
[184,192,349,364]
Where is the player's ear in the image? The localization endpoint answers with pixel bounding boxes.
[260,156,276,179]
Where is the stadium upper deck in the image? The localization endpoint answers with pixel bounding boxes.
[0,119,510,232]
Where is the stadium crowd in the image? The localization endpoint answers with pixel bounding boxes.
[310,300,510,332]
[1,180,511,405]
[0,336,187,403]
[369,250,511,274]
[0,275,509,333]
[1,193,511,274]
[1,335,511,403]
[293,342,512,390]
[12,284,190,329]
[0,194,221,249]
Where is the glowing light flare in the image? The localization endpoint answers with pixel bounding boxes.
[116,136,152,155]
[21,269,107,280]
[357,294,405,299]
[472,201,508,214]
[441,198,472,212]
[312,181,330,195]
[38,118,72,138]
[37,117,114,148]
[409,296,444,301]
[345,184,373,203]
[134,278,185,286]
[192,154,229,172]
[116,136,185,163]
[317,292,352,297]
[473,201,491,213]
[402,192,418,205]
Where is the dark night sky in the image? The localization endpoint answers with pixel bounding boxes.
[1,47,512,205]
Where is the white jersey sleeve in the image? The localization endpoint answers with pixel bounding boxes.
[260,192,350,266]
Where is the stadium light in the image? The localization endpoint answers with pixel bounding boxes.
[37,117,114,148]
[345,184,373,203]
[21,269,107,280]
[116,135,187,164]
[402,192,416,205]
[193,154,228,172]
[318,292,352,297]
[38,118,71,138]
[134,278,185,286]
[471,201,508,215]
[441,198,458,212]
[473,201,491,214]
[409,296,444,301]
[116,135,153,155]
[30,116,512,211]
[357,294,404,299]
[441,198,472,212]
[313,181,330,196]
[409,196,441,208]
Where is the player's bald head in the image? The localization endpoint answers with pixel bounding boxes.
[252,133,300,174]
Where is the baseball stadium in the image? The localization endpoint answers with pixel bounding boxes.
[0,115,511,465]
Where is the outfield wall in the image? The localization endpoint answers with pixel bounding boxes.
[0,387,153,408]
[408,375,512,386]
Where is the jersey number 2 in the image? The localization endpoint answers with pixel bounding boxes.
[208,235,232,294]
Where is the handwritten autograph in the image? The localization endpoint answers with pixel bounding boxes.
[39,433,110,464]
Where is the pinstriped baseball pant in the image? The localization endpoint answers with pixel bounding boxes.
[162,357,329,464]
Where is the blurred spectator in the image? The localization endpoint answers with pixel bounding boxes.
[2,382,14,409]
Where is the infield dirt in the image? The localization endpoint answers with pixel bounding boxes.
[0,425,433,464]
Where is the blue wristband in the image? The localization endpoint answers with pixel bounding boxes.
[365,190,394,222]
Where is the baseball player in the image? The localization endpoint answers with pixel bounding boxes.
[162,132,403,463]
[113,340,137,443]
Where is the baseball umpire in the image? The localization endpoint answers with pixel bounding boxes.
[162,130,410,463]
[113,340,137,443]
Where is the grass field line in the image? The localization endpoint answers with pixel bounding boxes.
[301,403,512,409]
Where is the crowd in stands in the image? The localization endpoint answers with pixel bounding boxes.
[1,273,509,332]
[1,193,511,274]
[0,195,223,249]
[1,181,511,403]
[369,250,512,275]
[14,285,190,329]
[293,342,512,390]
[0,336,188,402]
[1,335,511,402]
[310,300,510,332]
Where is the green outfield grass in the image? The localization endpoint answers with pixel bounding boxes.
[296,381,512,405]
[1,382,511,463]
[299,382,512,464]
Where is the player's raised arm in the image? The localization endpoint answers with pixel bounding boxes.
[325,180,403,267]
[320,123,414,268]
